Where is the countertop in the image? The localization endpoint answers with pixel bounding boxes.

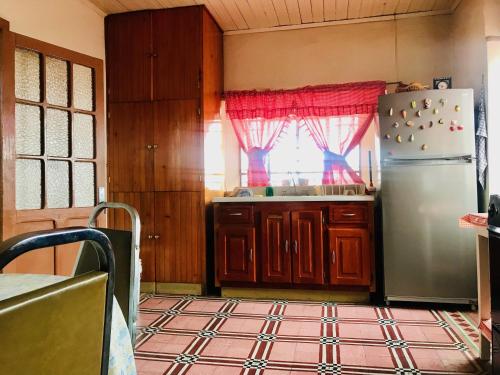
[212,195,374,203]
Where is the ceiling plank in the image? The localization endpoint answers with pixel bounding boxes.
[164,0,197,6]
[88,0,127,13]
[221,0,249,29]
[359,0,374,18]
[324,0,336,21]
[371,0,385,16]
[272,0,292,25]
[204,0,237,30]
[259,0,280,27]
[407,0,428,12]
[311,0,324,22]
[284,0,302,24]
[432,0,449,10]
[117,0,163,10]
[298,0,313,23]
[235,0,263,28]
[347,0,362,18]
[335,0,348,19]
[396,0,412,12]
[381,0,399,14]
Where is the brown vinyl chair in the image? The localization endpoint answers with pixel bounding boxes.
[0,228,115,375]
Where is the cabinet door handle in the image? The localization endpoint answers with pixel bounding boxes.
[331,250,336,264]
[154,234,160,240]
[342,213,356,217]
[228,212,243,216]
[249,248,253,262]
[146,144,153,150]
[153,144,158,149]
[293,240,298,254]
[284,240,289,253]
[148,234,153,240]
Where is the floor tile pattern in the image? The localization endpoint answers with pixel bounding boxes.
[135,295,487,374]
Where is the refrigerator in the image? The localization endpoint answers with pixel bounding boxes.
[378,89,478,305]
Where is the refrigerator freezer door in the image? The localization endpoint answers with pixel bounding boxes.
[382,161,477,303]
[378,89,475,159]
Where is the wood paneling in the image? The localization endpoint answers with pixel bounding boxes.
[155,192,203,283]
[89,0,460,32]
[217,225,256,282]
[328,228,370,286]
[154,99,202,191]
[153,7,202,100]
[106,11,152,102]
[261,209,291,283]
[109,192,156,282]
[291,210,324,285]
[55,217,89,276]
[108,102,154,192]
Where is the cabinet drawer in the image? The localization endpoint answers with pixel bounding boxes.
[330,205,368,223]
[218,205,254,224]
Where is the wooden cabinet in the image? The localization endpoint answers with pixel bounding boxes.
[291,210,324,285]
[217,226,256,282]
[328,228,371,286]
[261,209,291,283]
[106,11,153,102]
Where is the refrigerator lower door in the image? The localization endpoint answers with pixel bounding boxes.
[382,160,477,304]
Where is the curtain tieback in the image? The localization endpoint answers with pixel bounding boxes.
[323,150,347,169]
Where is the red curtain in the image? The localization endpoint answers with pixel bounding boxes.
[225,81,385,186]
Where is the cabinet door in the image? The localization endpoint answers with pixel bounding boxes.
[108,102,154,192]
[328,228,370,286]
[109,192,156,282]
[261,209,292,283]
[154,192,203,283]
[217,226,256,283]
[291,210,324,285]
[106,11,152,102]
[154,100,202,191]
[152,7,202,100]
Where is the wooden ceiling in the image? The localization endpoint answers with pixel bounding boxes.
[87,0,462,33]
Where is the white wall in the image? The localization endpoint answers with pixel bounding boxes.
[0,0,105,59]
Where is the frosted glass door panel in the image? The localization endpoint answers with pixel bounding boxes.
[16,159,42,210]
[15,48,41,102]
[46,109,70,157]
[73,113,94,158]
[46,57,69,107]
[46,161,70,208]
[73,64,94,111]
[74,162,95,207]
[15,104,42,156]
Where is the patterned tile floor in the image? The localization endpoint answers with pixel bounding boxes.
[135,295,488,374]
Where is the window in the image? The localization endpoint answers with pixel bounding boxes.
[204,120,225,190]
[240,117,360,187]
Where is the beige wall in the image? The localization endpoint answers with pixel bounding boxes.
[224,15,454,91]
[0,0,105,59]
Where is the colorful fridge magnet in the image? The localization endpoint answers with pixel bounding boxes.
[421,144,428,151]
[411,100,417,109]
[455,105,461,112]
[438,118,444,124]
[440,98,447,106]
[406,120,414,127]
[408,134,415,142]
[433,108,439,115]
[388,108,394,116]
[429,121,434,127]
[457,125,464,131]
[401,110,407,119]
[385,133,391,139]
[424,98,432,109]
[393,122,400,128]
[419,125,425,130]
[416,110,422,117]
[396,134,402,143]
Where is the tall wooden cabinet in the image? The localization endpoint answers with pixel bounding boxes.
[106,6,223,293]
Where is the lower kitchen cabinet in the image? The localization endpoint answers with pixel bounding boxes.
[217,226,256,282]
[261,209,292,283]
[328,228,371,286]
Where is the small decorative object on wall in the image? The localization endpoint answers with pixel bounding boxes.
[409,134,415,142]
[393,122,400,128]
[411,100,417,109]
[433,77,452,89]
[424,98,432,109]
[388,108,393,116]
[406,120,414,127]
[401,110,407,119]
[396,134,402,143]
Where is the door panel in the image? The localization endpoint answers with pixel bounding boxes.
[261,209,291,283]
[154,100,202,191]
[55,217,89,276]
[153,7,201,100]
[329,228,370,286]
[106,11,152,102]
[154,192,203,283]
[217,225,256,283]
[108,102,154,192]
[291,210,323,285]
[110,192,155,282]
[3,220,55,274]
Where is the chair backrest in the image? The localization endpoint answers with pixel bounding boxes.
[0,227,115,375]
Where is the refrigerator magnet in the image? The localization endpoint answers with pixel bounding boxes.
[411,100,417,109]
[421,144,428,151]
[419,125,425,130]
[388,108,394,116]
[440,98,447,106]
[416,110,422,117]
[438,119,444,124]
[433,108,439,115]
[401,110,407,119]
[385,134,391,139]
[450,126,455,131]
[409,134,415,142]
[393,122,400,128]
[424,98,432,109]
[396,135,402,143]
[429,121,434,127]
[406,120,415,127]
[457,125,464,131]
[455,105,461,112]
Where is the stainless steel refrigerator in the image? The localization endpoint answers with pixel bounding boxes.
[378,89,478,305]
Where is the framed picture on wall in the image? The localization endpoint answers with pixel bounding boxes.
[433,77,452,90]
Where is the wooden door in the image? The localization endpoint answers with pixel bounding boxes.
[291,210,324,285]
[217,225,256,283]
[154,192,203,283]
[154,100,202,192]
[152,7,202,100]
[105,11,153,102]
[261,209,292,283]
[328,228,371,286]
[109,192,155,282]
[108,102,154,192]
